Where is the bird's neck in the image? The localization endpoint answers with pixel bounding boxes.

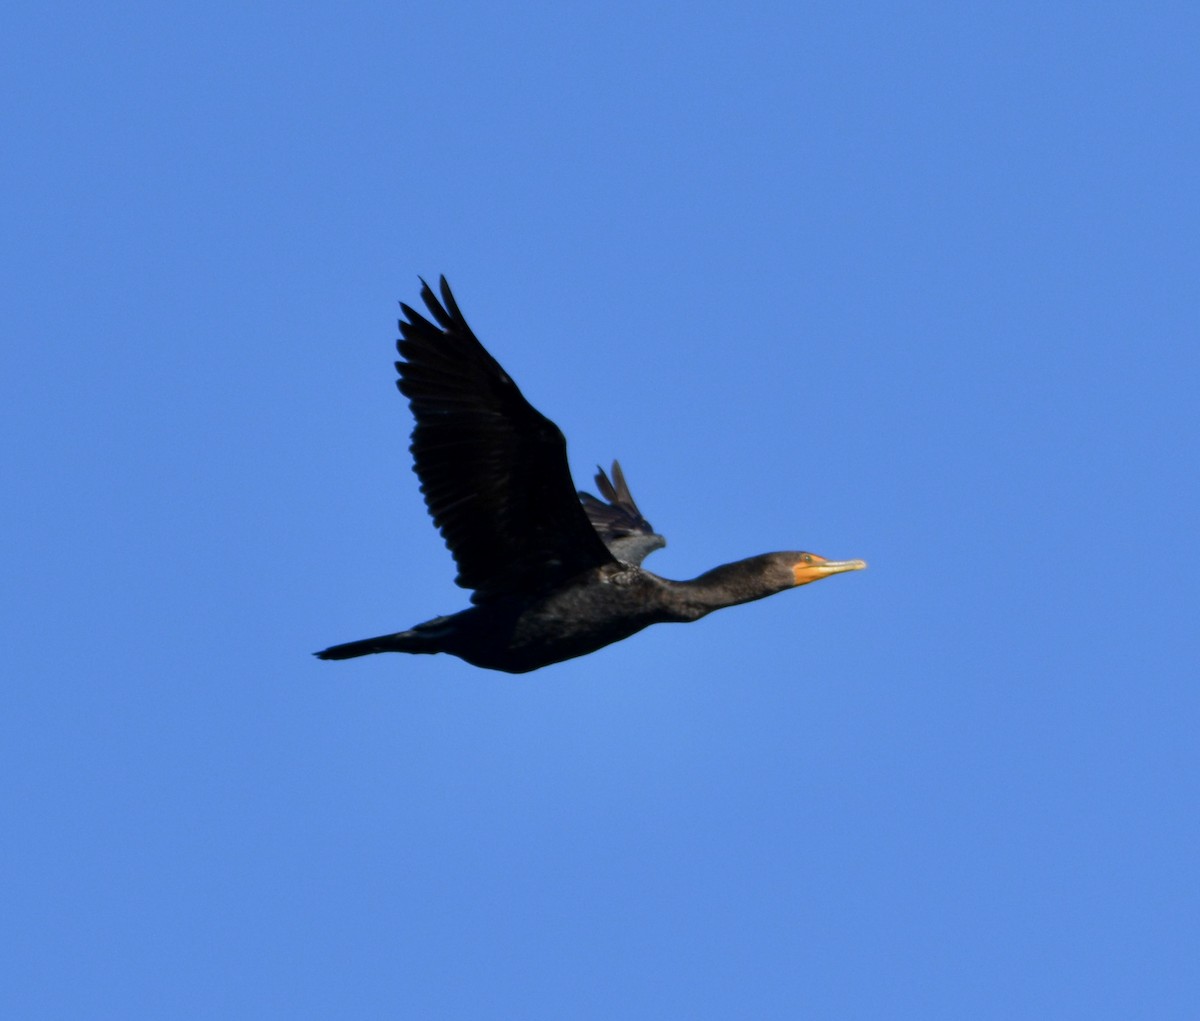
[667,556,791,619]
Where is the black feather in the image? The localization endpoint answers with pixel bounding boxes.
[395,279,616,601]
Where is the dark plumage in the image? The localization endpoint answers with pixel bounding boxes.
[316,277,865,673]
[579,461,666,567]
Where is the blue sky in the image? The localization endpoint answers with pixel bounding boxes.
[4,2,1198,1017]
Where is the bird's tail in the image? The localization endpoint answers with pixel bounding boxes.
[313,628,434,661]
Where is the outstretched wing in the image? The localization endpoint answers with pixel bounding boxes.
[578,461,666,566]
[396,277,616,602]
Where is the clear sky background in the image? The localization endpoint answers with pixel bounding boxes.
[4,3,1198,1018]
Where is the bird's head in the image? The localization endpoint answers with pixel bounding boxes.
[788,552,868,587]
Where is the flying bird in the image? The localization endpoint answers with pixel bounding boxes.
[316,278,866,673]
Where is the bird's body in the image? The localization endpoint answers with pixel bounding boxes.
[321,564,673,673]
[316,278,865,673]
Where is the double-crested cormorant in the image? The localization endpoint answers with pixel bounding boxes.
[316,278,866,673]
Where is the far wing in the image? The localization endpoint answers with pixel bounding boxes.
[578,461,666,566]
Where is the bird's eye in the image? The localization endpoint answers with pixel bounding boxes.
[802,554,812,563]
